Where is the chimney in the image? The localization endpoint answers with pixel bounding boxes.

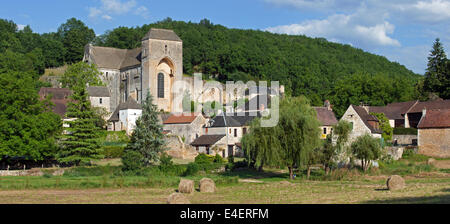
[260,103,265,111]
[360,102,369,113]
[324,100,332,111]
[422,108,427,117]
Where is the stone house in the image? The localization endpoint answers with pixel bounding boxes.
[369,100,418,128]
[107,98,142,135]
[404,99,450,128]
[163,113,206,144]
[87,86,111,113]
[417,109,450,158]
[340,105,383,143]
[197,114,257,158]
[313,100,338,139]
[190,135,227,157]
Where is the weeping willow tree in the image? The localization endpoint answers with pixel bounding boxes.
[242,96,321,179]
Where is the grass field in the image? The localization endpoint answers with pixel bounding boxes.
[1,157,450,204]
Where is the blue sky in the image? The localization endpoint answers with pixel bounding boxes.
[1,0,450,75]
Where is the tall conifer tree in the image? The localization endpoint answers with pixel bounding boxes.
[124,92,167,166]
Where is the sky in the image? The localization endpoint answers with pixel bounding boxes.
[1,0,449,75]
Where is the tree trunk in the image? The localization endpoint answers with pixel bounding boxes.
[288,167,294,180]
[307,166,311,179]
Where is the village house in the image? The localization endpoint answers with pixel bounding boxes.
[107,98,142,135]
[369,100,418,128]
[404,99,450,128]
[163,113,206,144]
[313,100,338,139]
[340,105,383,143]
[87,86,111,114]
[192,114,257,158]
[417,109,450,158]
[190,134,227,157]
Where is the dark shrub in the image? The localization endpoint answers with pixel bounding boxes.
[184,162,200,176]
[101,146,125,158]
[214,154,224,163]
[121,150,144,171]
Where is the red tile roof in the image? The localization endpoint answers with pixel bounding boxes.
[418,109,450,129]
[352,105,383,134]
[163,113,201,124]
[369,100,418,120]
[408,99,450,113]
[39,88,72,117]
[313,107,338,126]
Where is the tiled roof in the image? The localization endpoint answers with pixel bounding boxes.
[39,88,72,117]
[313,107,338,126]
[418,109,450,129]
[143,28,182,42]
[163,113,201,124]
[120,47,142,69]
[88,46,142,70]
[210,114,258,127]
[407,99,450,113]
[352,105,383,134]
[191,135,226,146]
[87,86,110,97]
[108,98,142,122]
[118,98,141,110]
[369,100,418,120]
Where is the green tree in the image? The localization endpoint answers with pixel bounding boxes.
[0,71,62,161]
[424,38,449,99]
[350,134,382,172]
[56,18,95,64]
[321,120,352,174]
[242,96,321,179]
[370,112,393,141]
[124,92,167,168]
[57,63,103,165]
[60,61,103,89]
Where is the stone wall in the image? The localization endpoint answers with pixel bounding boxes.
[0,169,65,177]
[393,134,417,145]
[163,116,206,144]
[166,135,198,160]
[418,128,450,158]
[384,147,404,160]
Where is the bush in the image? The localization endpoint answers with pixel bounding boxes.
[184,162,200,176]
[214,154,224,163]
[195,153,215,164]
[121,150,145,171]
[393,127,418,135]
[101,146,125,158]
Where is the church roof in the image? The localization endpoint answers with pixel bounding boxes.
[119,98,142,110]
[120,47,142,69]
[89,46,128,70]
[87,86,110,97]
[143,28,182,42]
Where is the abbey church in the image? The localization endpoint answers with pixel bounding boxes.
[83,28,183,113]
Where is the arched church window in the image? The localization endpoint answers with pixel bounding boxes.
[158,73,164,98]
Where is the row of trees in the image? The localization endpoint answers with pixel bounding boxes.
[1,18,95,70]
[242,96,382,179]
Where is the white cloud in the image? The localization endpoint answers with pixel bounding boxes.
[88,0,148,20]
[266,12,400,47]
[17,24,26,31]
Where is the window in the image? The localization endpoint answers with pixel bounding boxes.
[323,128,327,135]
[243,128,247,135]
[157,73,164,98]
[229,128,232,134]
[234,129,237,137]
[99,98,102,104]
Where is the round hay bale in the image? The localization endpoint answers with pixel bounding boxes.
[386,175,405,191]
[199,178,216,193]
[178,179,195,194]
[427,158,436,166]
[167,193,190,204]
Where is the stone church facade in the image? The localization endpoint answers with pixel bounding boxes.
[83,28,183,114]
